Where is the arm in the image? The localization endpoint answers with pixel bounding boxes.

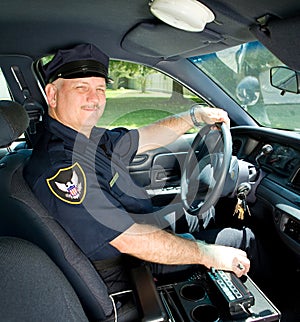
[137,105,230,154]
[110,223,250,277]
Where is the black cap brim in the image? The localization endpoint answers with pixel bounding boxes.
[48,59,113,84]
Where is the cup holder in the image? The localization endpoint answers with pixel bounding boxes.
[180,283,206,301]
[191,304,220,322]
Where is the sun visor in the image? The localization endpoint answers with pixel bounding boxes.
[121,22,224,59]
[250,15,300,70]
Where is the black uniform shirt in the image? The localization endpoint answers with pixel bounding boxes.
[24,116,153,260]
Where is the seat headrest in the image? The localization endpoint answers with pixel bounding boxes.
[0,100,29,148]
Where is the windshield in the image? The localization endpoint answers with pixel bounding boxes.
[189,41,300,132]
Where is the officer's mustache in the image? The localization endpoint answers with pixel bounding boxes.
[81,103,104,110]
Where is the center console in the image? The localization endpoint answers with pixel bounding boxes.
[131,266,281,322]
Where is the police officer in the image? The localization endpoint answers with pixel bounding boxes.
[24,43,255,293]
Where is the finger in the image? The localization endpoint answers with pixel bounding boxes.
[209,111,230,127]
[233,264,247,277]
[233,258,250,277]
[215,109,230,127]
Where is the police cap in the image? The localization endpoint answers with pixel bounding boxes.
[42,43,112,84]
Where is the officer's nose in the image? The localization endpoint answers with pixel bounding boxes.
[87,89,103,104]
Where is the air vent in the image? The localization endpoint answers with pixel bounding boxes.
[232,139,242,156]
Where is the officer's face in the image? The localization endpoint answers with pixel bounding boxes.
[45,77,106,137]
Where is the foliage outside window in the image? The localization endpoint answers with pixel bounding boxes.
[99,60,203,129]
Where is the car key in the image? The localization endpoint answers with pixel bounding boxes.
[233,194,245,220]
[233,183,251,220]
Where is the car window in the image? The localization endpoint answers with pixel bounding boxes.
[100,60,204,130]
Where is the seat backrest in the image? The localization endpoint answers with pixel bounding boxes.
[0,236,89,322]
[0,100,29,148]
[0,101,113,321]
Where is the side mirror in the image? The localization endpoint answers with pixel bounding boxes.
[270,66,300,94]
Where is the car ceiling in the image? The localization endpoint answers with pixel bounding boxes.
[1,0,300,67]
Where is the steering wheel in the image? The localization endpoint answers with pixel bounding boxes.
[181,122,232,217]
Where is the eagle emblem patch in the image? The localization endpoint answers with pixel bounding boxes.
[46,162,86,204]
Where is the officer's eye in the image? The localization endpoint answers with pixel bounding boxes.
[96,87,106,93]
[75,84,89,93]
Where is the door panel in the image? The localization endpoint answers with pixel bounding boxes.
[129,133,195,206]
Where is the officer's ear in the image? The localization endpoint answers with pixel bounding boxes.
[45,83,58,108]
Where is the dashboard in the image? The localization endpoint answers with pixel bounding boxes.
[231,126,300,258]
[260,143,300,179]
[231,126,300,191]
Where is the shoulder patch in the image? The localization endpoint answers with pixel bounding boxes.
[46,162,86,204]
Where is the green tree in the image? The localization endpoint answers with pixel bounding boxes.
[109,61,135,90]
[109,60,155,92]
[133,64,156,93]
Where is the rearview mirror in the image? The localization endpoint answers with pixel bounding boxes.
[270,66,300,94]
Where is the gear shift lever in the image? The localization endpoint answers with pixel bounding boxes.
[255,144,273,166]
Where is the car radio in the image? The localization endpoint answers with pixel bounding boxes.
[207,269,255,317]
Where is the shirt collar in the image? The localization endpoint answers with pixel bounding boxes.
[45,115,106,145]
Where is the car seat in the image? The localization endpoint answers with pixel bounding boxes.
[0,236,89,322]
[0,100,139,322]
